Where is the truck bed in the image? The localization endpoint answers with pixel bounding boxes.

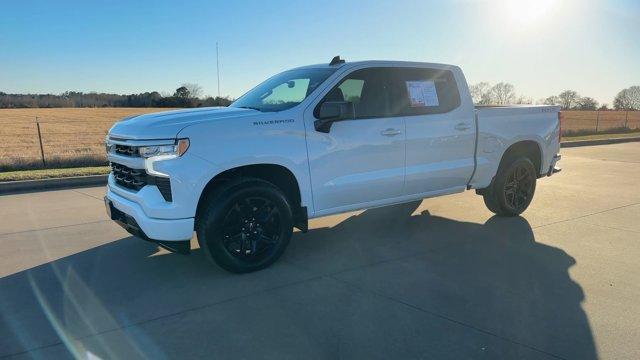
[469,105,561,189]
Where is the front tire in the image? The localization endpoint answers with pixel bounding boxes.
[196,178,293,273]
[483,157,537,216]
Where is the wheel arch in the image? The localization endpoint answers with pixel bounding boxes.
[476,139,543,195]
[196,163,308,232]
[497,140,543,175]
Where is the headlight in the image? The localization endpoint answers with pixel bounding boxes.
[142,138,190,177]
[139,139,190,158]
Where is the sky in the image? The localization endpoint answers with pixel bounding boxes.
[1,0,638,105]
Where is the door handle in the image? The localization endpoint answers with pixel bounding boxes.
[381,128,402,136]
[454,123,471,131]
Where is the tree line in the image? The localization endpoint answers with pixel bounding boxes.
[0,83,233,109]
[3,82,639,111]
[470,83,640,110]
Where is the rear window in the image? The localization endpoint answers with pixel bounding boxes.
[388,68,461,116]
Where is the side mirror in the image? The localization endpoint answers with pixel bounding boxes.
[314,101,355,133]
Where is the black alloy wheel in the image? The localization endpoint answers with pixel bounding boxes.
[503,163,535,213]
[196,178,293,273]
[221,196,282,261]
[482,157,537,216]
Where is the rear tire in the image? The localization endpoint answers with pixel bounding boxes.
[482,188,501,214]
[482,157,537,216]
[196,178,293,273]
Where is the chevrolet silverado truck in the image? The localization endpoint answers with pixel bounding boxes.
[105,57,561,273]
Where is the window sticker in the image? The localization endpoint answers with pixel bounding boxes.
[406,80,439,107]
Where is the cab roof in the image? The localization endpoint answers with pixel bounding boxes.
[289,59,459,72]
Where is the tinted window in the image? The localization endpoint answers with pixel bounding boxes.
[339,79,365,104]
[316,68,391,119]
[388,68,461,116]
[316,67,460,119]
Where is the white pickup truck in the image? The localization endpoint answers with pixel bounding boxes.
[105,57,561,273]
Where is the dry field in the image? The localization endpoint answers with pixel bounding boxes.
[0,108,639,171]
[561,110,640,134]
[0,108,174,170]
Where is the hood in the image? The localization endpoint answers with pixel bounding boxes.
[108,107,255,140]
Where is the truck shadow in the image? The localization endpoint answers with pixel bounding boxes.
[0,201,596,359]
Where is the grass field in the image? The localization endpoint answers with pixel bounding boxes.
[0,108,638,172]
[0,108,174,170]
[0,166,110,182]
[563,131,640,142]
[561,110,640,135]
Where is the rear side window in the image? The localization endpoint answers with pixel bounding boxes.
[389,68,461,116]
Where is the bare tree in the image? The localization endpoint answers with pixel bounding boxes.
[557,90,580,110]
[614,86,640,110]
[542,95,560,105]
[575,97,598,110]
[181,83,203,99]
[470,82,533,105]
[489,82,516,105]
[514,95,533,104]
[469,82,491,104]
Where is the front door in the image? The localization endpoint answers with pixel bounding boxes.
[304,67,406,214]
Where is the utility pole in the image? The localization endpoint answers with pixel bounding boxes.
[216,42,221,97]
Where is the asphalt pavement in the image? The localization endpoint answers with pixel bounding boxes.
[1,143,639,359]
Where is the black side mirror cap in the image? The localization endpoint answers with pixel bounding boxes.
[314,101,354,133]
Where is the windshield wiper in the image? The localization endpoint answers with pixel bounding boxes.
[238,106,262,112]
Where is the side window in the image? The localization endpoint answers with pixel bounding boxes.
[339,79,365,104]
[315,68,391,119]
[389,68,461,116]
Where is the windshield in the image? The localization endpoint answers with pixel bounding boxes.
[231,68,336,112]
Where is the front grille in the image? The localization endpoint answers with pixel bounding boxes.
[111,163,147,191]
[114,144,139,157]
[110,162,173,202]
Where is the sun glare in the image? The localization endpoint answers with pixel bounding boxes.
[504,0,557,25]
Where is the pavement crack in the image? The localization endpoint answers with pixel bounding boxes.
[533,202,640,230]
[0,220,110,237]
[594,158,640,164]
[577,222,640,234]
[71,189,104,201]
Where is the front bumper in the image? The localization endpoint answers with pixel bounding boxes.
[105,188,194,253]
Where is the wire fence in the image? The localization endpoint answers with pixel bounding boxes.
[561,110,640,135]
[0,110,639,172]
[0,118,113,171]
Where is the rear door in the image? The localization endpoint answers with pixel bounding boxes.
[389,67,476,195]
[304,67,406,213]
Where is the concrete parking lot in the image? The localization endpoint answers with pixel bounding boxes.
[1,143,639,359]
